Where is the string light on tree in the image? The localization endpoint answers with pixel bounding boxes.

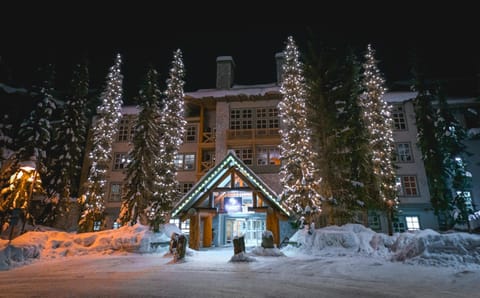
[360,44,398,233]
[78,53,123,233]
[278,36,322,222]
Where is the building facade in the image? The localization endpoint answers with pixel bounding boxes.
[85,54,480,247]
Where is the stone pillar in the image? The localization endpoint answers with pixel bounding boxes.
[216,56,235,89]
[275,52,285,85]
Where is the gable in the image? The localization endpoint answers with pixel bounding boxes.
[171,151,289,218]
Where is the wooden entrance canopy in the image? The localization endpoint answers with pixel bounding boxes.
[171,150,290,249]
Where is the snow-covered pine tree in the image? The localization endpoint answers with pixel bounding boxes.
[412,65,452,229]
[0,114,14,167]
[45,60,89,227]
[78,54,123,233]
[433,85,471,229]
[278,36,322,223]
[360,44,397,235]
[17,64,57,180]
[148,49,187,231]
[118,67,162,227]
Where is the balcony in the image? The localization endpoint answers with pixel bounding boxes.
[227,128,279,140]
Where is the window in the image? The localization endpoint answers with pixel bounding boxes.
[256,108,279,130]
[230,109,252,130]
[396,176,419,196]
[392,105,407,130]
[117,116,135,142]
[234,147,253,165]
[405,216,420,231]
[175,153,196,171]
[185,125,197,143]
[178,182,194,194]
[393,220,406,233]
[113,153,129,170]
[170,218,190,235]
[256,146,281,166]
[368,215,381,230]
[230,107,279,131]
[395,143,413,162]
[109,183,122,201]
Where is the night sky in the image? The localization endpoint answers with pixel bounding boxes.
[2,7,479,105]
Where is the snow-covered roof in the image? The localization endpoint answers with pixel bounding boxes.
[383,92,417,103]
[171,150,289,218]
[0,83,29,94]
[185,83,280,99]
[121,106,140,114]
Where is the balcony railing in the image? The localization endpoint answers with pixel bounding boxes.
[227,128,279,140]
[202,131,216,143]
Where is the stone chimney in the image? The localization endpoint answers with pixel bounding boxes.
[275,52,285,85]
[216,56,235,89]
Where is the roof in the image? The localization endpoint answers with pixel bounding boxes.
[171,150,290,218]
[185,83,280,99]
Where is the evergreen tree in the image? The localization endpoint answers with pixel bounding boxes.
[118,67,162,227]
[46,60,89,226]
[78,54,123,233]
[412,65,452,229]
[360,44,397,234]
[148,49,186,231]
[278,36,322,224]
[0,114,14,166]
[17,64,57,181]
[434,85,471,229]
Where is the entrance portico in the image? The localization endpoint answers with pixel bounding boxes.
[171,151,290,250]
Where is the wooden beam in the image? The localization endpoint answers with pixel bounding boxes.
[213,187,251,192]
[203,216,213,248]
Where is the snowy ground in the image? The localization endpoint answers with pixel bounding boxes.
[0,224,479,297]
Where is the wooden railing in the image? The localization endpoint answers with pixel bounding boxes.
[202,131,216,143]
[226,128,279,140]
[200,160,215,175]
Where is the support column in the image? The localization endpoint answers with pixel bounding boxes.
[189,210,200,250]
[266,207,279,246]
[203,215,213,247]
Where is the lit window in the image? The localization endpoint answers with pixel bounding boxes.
[405,216,420,231]
[256,146,281,166]
[175,153,196,171]
[113,153,129,170]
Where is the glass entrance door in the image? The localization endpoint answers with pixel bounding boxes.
[225,217,265,246]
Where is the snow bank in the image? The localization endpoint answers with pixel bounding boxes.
[283,224,480,268]
[250,246,285,257]
[285,224,393,257]
[391,229,480,267]
[229,252,257,262]
[0,223,181,270]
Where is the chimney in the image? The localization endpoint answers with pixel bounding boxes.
[275,52,285,85]
[216,56,235,89]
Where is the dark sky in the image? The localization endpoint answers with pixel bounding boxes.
[2,7,479,101]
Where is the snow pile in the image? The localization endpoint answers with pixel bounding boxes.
[391,229,480,267]
[283,224,480,268]
[250,246,285,257]
[229,252,256,262]
[285,224,392,257]
[0,223,181,270]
